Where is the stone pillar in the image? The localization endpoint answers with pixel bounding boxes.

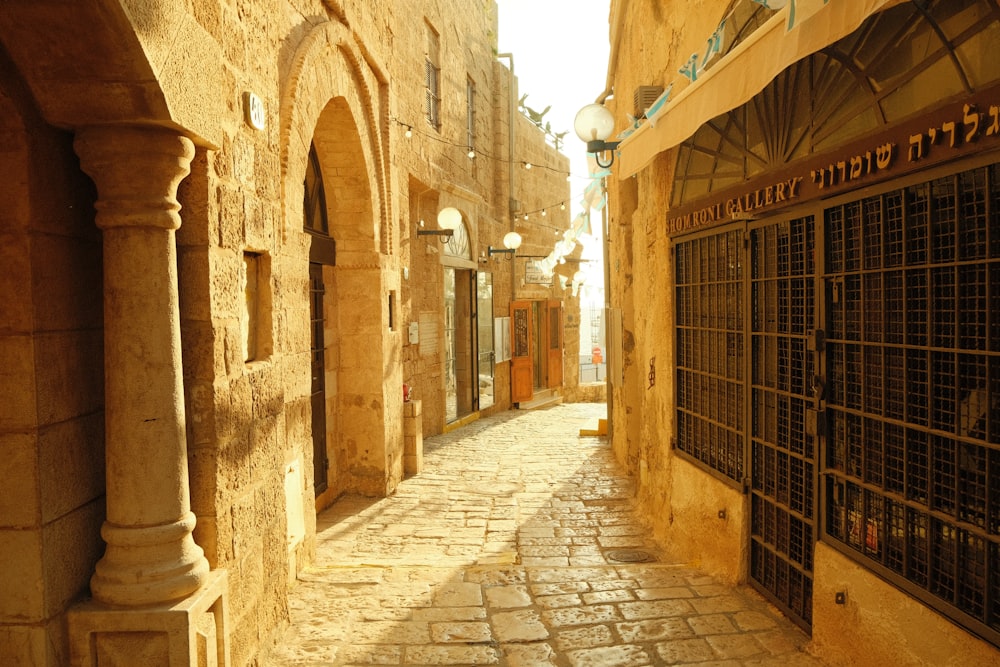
[403,399,423,475]
[68,126,229,667]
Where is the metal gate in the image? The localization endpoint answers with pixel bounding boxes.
[675,217,818,631]
[748,216,817,631]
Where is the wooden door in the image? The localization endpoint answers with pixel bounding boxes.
[546,300,563,388]
[510,300,533,403]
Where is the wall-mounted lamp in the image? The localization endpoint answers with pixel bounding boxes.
[416,206,462,243]
[574,103,620,169]
[488,231,522,259]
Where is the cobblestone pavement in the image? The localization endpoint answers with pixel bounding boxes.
[263,403,825,666]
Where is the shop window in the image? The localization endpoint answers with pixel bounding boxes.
[821,165,1000,646]
[674,226,745,484]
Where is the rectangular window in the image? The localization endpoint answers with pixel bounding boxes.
[425,23,441,130]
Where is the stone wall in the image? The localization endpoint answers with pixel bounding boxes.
[0,55,106,667]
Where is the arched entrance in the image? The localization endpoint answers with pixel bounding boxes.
[280,20,396,512]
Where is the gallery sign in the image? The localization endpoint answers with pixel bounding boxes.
[666,89,1000,236]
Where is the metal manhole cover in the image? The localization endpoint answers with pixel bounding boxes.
[606,549,655,563]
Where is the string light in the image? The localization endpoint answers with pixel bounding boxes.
[389,116,577,179]
[389,116,599,240]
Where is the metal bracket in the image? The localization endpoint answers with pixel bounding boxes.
[806,408,826,438]
[807,329,825,352]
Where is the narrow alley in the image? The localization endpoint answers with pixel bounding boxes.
[263,403,823,666]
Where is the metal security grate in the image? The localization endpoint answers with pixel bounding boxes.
[675,228,745,483]
[749,216,817,631]
[822,166,1000,645]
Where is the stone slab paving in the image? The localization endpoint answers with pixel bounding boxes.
[263,403,826,666]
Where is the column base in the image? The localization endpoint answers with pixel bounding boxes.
[69,570,230,667]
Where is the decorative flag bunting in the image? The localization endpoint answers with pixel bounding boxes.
[679,18,727,82]
[644,83,674,126]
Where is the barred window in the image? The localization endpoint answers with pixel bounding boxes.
[674,226,745,484]
[822,166,1000,646]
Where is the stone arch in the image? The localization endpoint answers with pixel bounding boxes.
[279,20,400,500]
[280,20,390,257]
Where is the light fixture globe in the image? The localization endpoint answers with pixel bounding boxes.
[502,231,522,250]
[574,103,615,143]
[437,207,462,231]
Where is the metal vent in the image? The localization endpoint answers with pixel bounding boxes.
[634,85,664,118]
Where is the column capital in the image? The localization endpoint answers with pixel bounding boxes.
[74,125,195,232]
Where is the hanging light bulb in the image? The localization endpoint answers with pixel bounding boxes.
[467,149,476,159]
[541,209,547,217]
[523,162,532,170]
[404,126,413,138]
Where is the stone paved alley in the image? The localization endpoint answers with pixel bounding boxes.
[263,403,826,666]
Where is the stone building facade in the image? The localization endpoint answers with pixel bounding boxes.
[600,0,1000,664]
[0,1,573,665]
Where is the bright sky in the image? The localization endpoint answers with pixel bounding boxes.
[496,0,611,296]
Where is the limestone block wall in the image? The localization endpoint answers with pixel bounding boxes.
[601,0,751,584]
[0,63,106,666]
[392,3,573,433]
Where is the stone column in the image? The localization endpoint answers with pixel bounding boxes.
[68,125,229,667]
[73,125,210,606]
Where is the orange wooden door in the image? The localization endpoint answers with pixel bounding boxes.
[510,300,533,403]
[546,300,563,388]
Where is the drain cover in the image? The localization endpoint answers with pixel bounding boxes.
[606,549,654,563]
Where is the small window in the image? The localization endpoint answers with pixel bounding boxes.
[466,77,476,153]
[425,22,441,130]
[242,251,272,363]
[244,252,260,362]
